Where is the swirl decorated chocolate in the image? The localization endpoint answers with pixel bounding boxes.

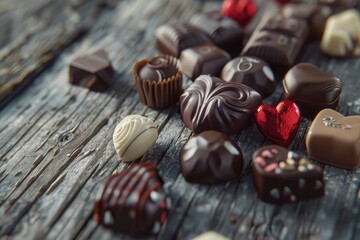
[94,162,168,235]
[138,56,178,81]
[180,75,262,134]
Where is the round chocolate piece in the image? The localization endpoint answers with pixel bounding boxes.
[94,162,168,236]
[283,63,342,118]
[180,75,262,134]
[138,56,178,81]
[221,56,275,98]
[180,131,243,184]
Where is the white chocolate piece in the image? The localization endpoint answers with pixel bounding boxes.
[192,231,229,240]
[321,9,360,57]
[113,115,158,162]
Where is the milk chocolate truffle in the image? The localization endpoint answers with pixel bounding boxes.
[281,4,332,39]
[321,9,360,57]
[252,145,324,204]
[283,63,342,118]
[133,55,182,108]
[69,50,113,91]
[155,24,211,57]
[180,75,262,134]
[180,131,243,184]
[94,162,168,235]
[221,56,275,98]
[306,109,360,170]
[113,115,158,162]
[189,11,243,57]
[180,44,231,80]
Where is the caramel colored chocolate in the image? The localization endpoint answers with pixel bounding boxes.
[113,115,158,162]
[281,4,332,39]
[180,131,243,184]
[306,109,360,170]
[283,63,342,118]
[252,145,324,204]
[189,11,243,57]
[321,9,360,57]
[180,75,262,134]
[69,50,113,91]
[221,56,275,98]
[155,24,211,57]
[133,55,183,108]
[179,44,230,80]
[94,162,168,235]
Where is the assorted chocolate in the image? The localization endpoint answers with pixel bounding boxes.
[252,145,324,204]
[69,50,113,91]
[321,9,360,57]
[221,56,276,98]
[241,14,308,68]
[306,109,360,170]
[255,100,301,148]
[180,75,262,134]
[94,162,168,235]
[113,115,158,162]
[133,55,183,108]
[180,44,230,80]
[283,63,342,118]
[189,11,243,57]
[180,131,243,184]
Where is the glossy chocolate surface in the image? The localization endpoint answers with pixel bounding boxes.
[180,75,262,134]
[180,131,243,184]
[139,56,178,81]
[94,162,168,235]
[155,24,211,57]
[221,56,275,98]
[180,44,230,80]
[69,49,113,91]
[189,11,243,57]
[283,63,342,118]
[252,145,324,204]
[306,109,360,170]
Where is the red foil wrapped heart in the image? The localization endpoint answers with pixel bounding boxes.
[255,100,301,147]
[222,0,257,28]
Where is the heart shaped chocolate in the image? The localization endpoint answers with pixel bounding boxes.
[180,75,262,134]
[252,145,324,204]
[306,109,360,169]
[255,100,301,147]
[283,63,342,118]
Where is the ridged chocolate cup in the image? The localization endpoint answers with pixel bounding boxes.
[133,55,183,108]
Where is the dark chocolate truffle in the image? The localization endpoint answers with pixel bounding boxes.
[180,44,231,80]
[221,56,275,98]
[133,55,183,108]
[94,162,168,236]
[306,109,360,170]
[155,24,211,57]
[283,63,342,118]
[252,145,324,204]
[189,11,243,57]
[180,75,262,134]
[69,49,113,91]
[180,131,243,184]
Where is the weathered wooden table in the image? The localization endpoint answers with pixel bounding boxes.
[0,0,359,239]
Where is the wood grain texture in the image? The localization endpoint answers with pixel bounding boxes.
[0,0,359,239]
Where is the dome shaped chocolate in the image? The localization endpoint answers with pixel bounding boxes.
[138,56,178,81]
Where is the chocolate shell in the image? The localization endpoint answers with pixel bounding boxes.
[180,75,262,134]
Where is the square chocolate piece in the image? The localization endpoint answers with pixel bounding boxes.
[189,11,243,57]
[180,44,231,80]
[155,23,211,57]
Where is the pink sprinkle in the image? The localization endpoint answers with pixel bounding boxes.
[261,150,273,158]
[264,163,278,172]
[271,148,278,154]
[255,157,266,166]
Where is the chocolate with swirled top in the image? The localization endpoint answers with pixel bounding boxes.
[221,56,275,98]
[94,162,169,235]
[139,56,178,81]
[180,75,262,134]
[189,11,243,57]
